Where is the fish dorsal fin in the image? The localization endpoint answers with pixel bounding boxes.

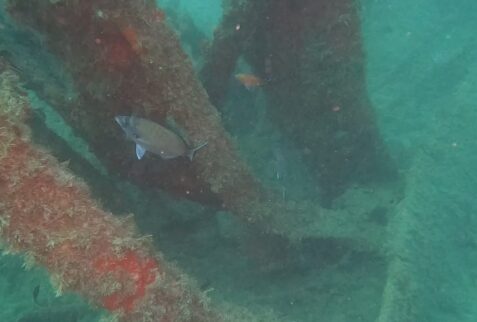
[136,144,146,160]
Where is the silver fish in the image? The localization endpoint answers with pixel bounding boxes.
[115,116,207,160]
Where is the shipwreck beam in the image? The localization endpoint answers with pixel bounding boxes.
[0,70,222,322]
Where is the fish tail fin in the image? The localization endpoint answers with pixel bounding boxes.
[188,141,208,161]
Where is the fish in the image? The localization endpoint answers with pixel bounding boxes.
[235,73,263,89]
[33,284,42,306]
[115,116,208,161]
[18,284,91,322]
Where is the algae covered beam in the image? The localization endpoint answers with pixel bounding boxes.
[247,0,397,203]
[205,0,398,203]
[0,71,222,322]
[5,0,279,227]
[6,0,261,214]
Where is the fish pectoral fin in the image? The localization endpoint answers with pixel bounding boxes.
[136,144,146,160]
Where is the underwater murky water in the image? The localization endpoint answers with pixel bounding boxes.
[0,0,476,321]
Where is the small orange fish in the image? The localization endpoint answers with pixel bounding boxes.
[235,73,263,89]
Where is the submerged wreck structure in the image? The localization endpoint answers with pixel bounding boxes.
[202,0,396,203]
[4,0,462,321]
[6,0,400,248]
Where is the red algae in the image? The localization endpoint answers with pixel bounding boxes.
[121,25,144,55]
[94,251,158,312]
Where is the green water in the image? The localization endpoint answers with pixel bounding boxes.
[1,0,477,321]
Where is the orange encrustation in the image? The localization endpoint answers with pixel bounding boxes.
[121,25,144,55]
[94,251,158,312]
